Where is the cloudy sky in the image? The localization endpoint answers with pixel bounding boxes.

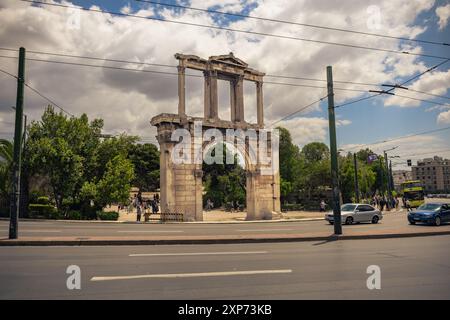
[0,0,449,169]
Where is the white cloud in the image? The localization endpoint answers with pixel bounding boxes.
[436,3,450,30]
[277,116,351,146]
[0,0,442,142]
[384,69,450,108]
[437,109,450,124]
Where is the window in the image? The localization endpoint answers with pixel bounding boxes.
[357,205,374,212]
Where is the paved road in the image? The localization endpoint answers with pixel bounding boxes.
[2,210,449,239]
[0,235,449,299]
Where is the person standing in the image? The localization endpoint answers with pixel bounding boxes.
[135,195,142,222]
[320,200,326,212]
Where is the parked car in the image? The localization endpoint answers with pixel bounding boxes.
[325,204,383,225]
[408,203,450,226]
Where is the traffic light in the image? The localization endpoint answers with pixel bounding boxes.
[407,159,412,166]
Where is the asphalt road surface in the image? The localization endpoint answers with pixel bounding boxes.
[0,235,449,299]
[1,210,449,238]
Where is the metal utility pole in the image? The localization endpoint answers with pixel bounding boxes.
[326,66,342,235]
[383,146,398,209]
[353,153,360,203]
[389,160,394,192]
[9,47,25,239]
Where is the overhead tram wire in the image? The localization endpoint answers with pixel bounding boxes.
[0,66,75,117]
[134,0,449,47]
[4,54,447,106]
[340,126,450,152]
[335,58,450,109]
[2,55,448,114]
[269,95,328,127]
[0,55,374,93]
[2,48,450,102]
[20,1,450,61]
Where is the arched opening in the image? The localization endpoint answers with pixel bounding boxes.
[202,141,247,220]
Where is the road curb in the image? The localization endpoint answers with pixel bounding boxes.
[0,217,325,224]
[1,230,449,246]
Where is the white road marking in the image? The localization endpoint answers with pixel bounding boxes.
[116,230,184,233]
[91,269,292,281]
[236,229,293,232]
[20,230,62,233]
[129,251,267,257]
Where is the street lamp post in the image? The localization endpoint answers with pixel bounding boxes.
[383,146,398,209]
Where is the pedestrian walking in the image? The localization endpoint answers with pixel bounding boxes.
[319,200,326,212]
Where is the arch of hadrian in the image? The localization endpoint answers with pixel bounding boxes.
[151,53,280,221]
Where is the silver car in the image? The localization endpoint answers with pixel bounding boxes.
[325,203,383,225]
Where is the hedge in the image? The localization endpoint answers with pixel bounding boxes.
[97,211,119,221]
[66,210,82,220]
[28,204,60,219]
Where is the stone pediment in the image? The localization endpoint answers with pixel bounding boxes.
[209,52,248,68]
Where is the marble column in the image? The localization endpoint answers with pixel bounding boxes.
[177,65,186,115]
[256,81,264,126]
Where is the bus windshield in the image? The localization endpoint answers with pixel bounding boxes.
[404,190,424,200]
[401,181,422,189]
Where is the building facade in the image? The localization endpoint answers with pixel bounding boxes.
[412,156,450,192]
[392,170,412,192]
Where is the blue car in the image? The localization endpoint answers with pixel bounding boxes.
[408,203,450,226]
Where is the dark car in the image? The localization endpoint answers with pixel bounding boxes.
[408,203,450,226]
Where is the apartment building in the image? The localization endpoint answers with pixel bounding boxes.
[412,156,450,192]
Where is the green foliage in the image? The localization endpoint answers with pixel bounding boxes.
[66,210,82,220]
[97,211,119,221]
[128,143,160,191]
[36,196,50,205]
[0,139,13,208]
[203,144,246,208]
[96,154,135,207]
[28,204,59,219]
[25,106,142,215]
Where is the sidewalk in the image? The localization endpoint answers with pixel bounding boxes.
[2,222,449,246]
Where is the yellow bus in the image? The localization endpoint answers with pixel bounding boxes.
[401,180,425,208]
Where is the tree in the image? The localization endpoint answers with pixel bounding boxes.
[0,139,13,204]
[128,143,160,191]
[82,154,135,209]
[25,106,137,214]
[298,142,331,200]
[277,127,301,184]
[203,144,246,208]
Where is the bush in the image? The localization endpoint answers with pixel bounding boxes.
[97,211,119,221]
[28,204,59,219]
[65,210,82,220]
[36,196,50,205]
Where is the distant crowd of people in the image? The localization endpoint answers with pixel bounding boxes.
[319,194,409,212]
[118,192,160,222]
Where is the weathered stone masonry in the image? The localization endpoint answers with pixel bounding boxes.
[151,53,280,221]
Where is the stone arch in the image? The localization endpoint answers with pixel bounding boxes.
[151,53,280,221]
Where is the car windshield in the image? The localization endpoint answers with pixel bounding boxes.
[341,204,356,211]
[417,203,441,211]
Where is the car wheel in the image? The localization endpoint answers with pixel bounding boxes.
[328,221,334,225]
[372,216,379,224]
[434,216,441,226]
[345,217,353,225]
[409,220,416,225]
